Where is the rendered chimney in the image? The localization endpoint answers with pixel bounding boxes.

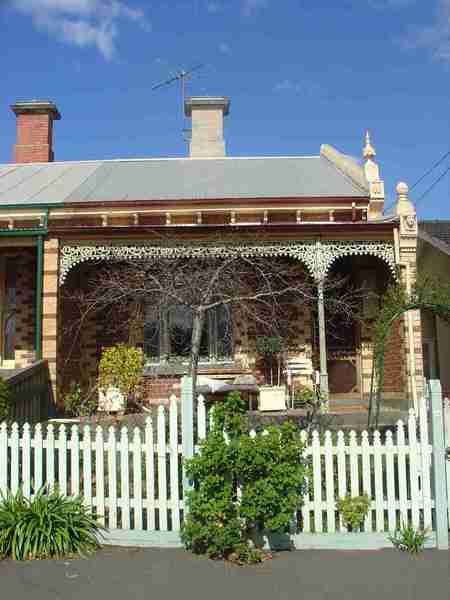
[11,100,61,163]
[184,97,230,158]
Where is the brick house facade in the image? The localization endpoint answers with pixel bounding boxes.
[0,98,424,412]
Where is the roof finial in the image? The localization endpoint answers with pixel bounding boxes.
[363,130,376,160]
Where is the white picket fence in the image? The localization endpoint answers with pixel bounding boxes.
[0,394,437,537]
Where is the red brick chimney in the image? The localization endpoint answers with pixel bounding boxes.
[10,100,61,163]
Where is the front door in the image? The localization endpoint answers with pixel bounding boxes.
[327,318,359,395]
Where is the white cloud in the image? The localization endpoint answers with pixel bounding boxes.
[205,1,223,13]
[218,41,231,55]
[366,0,450,63]
[9,0,150,60]
[406,0,450,62]
[241,0,268,17]
[274,79,303,94]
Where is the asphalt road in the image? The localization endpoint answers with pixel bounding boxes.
[1,547,449,600]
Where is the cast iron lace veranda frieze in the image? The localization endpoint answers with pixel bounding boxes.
[59,240,396,285]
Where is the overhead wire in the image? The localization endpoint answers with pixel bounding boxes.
[384,148,450,213]
[414,162,450,209]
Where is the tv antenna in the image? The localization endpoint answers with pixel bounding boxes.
[152,64,205,116]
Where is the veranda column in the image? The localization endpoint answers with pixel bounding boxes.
[317,279,329,405]
[42,238,59,403]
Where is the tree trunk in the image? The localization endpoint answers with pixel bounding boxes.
[190,309,206,401]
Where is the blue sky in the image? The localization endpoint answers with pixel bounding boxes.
[0,1,449,218]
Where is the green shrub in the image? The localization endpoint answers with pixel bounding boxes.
[181,392,308,562]
[98,344,144,410]
[336,494,370,532]
[0,488,103,560]
[63,381,97,417]
[0,378,12,422]
[293,385,317,408]
[389,523,429,554]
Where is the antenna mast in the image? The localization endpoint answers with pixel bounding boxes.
[152,64,204,117]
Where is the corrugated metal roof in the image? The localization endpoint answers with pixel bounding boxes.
[0,155,369,206]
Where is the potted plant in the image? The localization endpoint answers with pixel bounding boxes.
[98,344,144,413]
[255,336,287,411]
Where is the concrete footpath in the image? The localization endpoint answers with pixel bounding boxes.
[1,547,449,599]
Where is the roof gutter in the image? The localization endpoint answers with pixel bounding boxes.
[0,203,62,210]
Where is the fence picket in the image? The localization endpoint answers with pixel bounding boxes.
[58,425,67,497]
[82,425,92,509]
[107,427,117,529]
[145,417,155,530]
[10,423,19,494]
[133,427,143,530]
[120,427,130,530]
[336,431,347,531]
[158,406,168,531]
[22,423,31,499]
[197,394,206,441]
[311,431,323,532]
[324,431,335,533]
[396,420,408,528]
[385,430,396,532]
[300,430,310,533]
[373,430,384,532]
[407,410,420,528]
[361,430,372,532]
[349,431,359,498]
[170,396,180,531]
[70,425,80,497]
[95,426,105,525]
[46,423,55,492]
[33,423,43,492]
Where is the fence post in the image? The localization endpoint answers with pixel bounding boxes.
[181,376,194,496]
[444,399,450,530]
[429,379,449,550]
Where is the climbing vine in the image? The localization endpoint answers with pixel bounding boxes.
[369,274,450,428]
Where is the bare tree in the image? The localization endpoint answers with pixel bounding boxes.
[62,243,362,403]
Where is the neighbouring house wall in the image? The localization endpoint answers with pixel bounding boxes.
[436,318,450,397]
[419,238,450,397]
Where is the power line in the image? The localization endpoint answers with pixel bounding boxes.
[410,149,450,192]
[384,148,450,213]
[414,162,450,208]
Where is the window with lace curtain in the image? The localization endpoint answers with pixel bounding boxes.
[143,304,233,363]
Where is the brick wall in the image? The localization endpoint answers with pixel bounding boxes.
[14,249,36,367]
[42,239,59,402]
[14,113,54,163]
[138,376,181,406]
[382,319,406,393]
